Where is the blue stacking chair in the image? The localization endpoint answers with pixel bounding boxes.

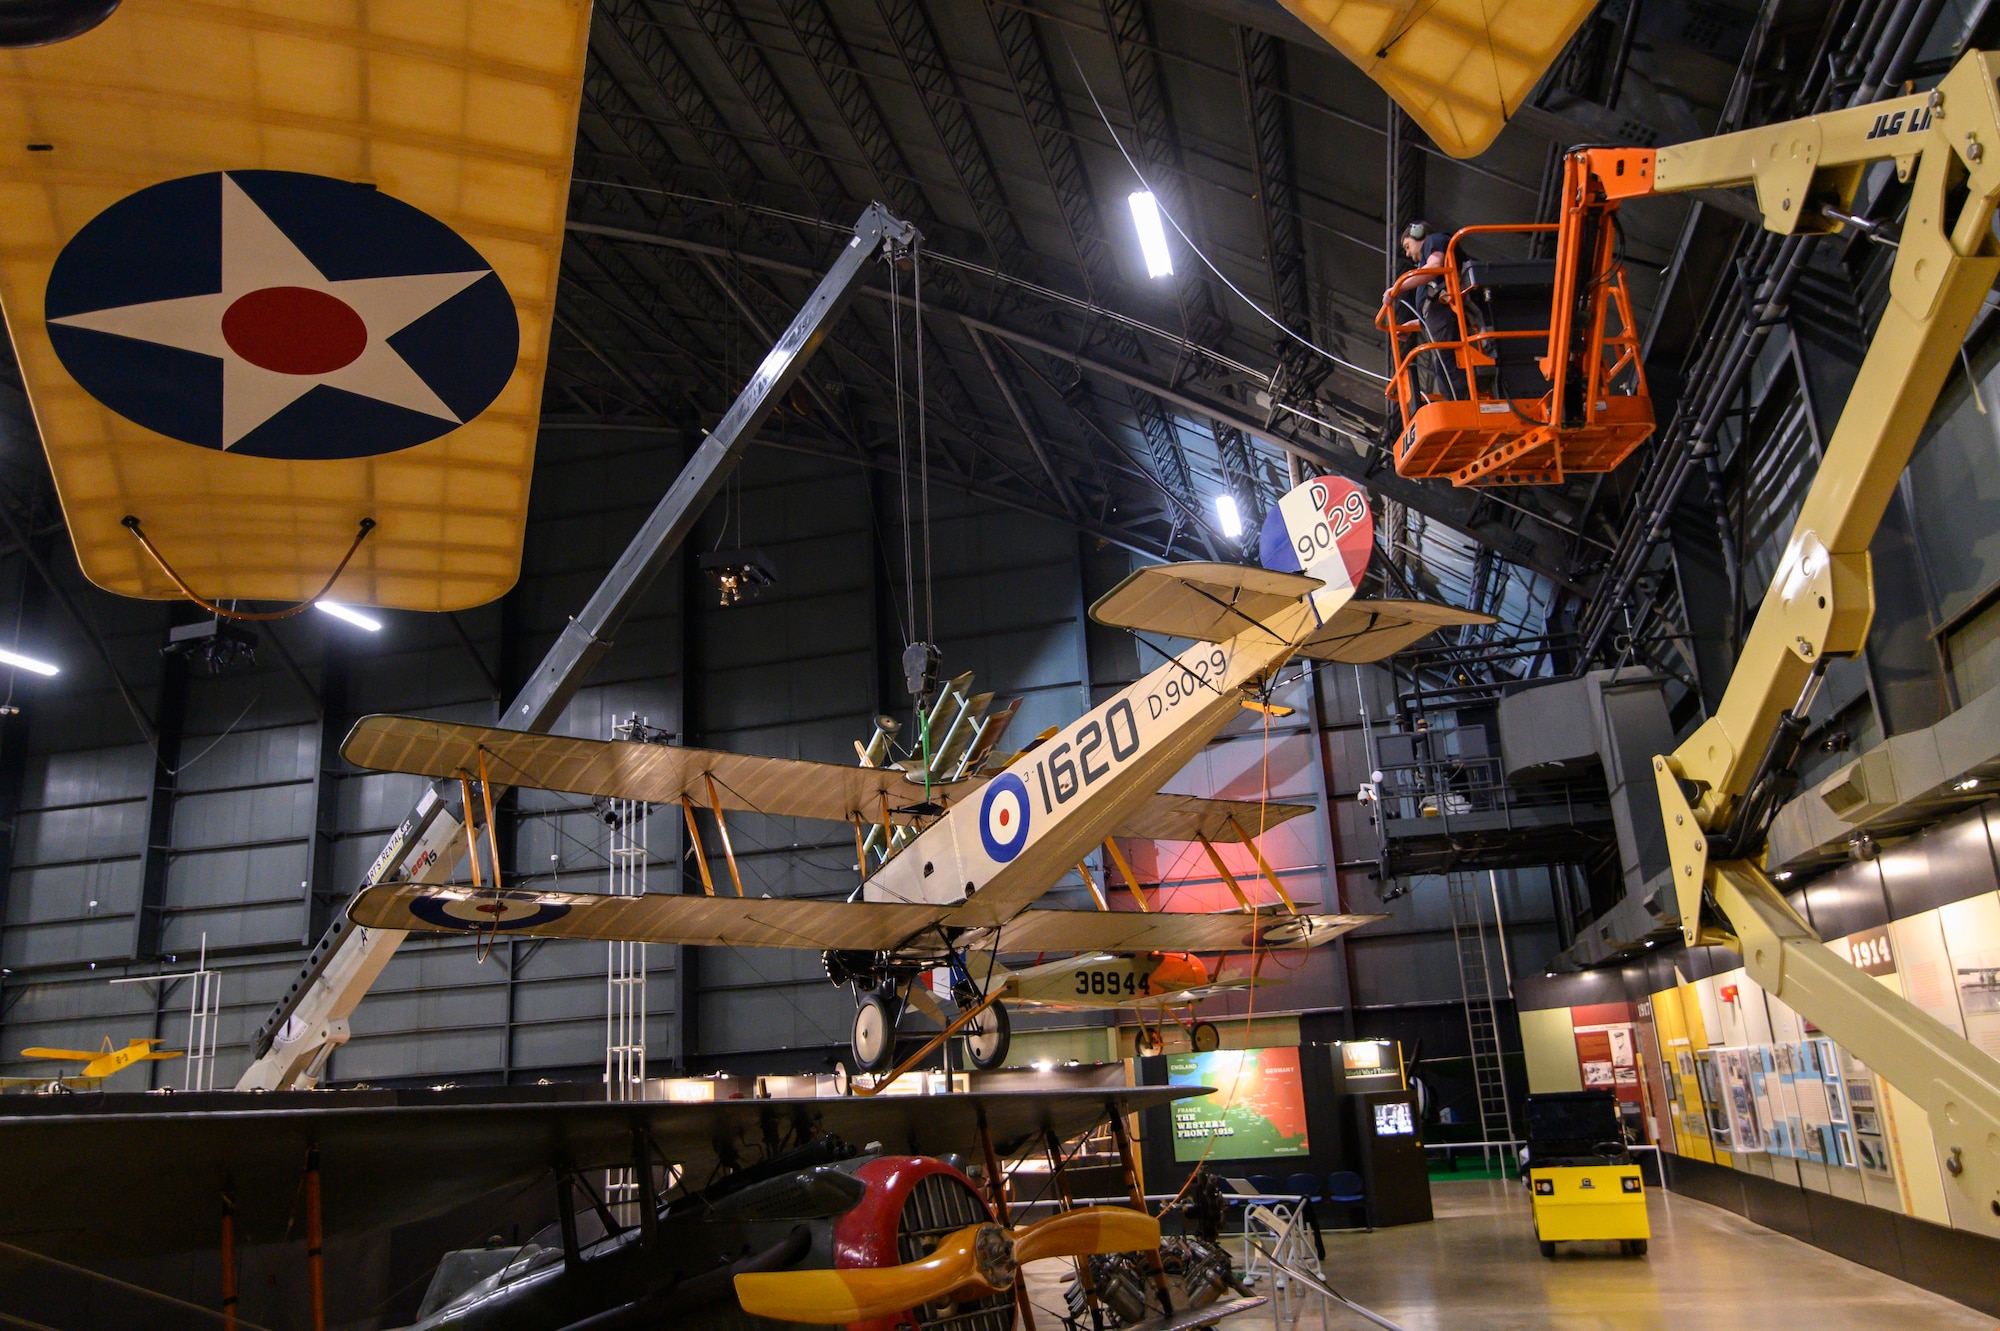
[1248,1173,1281,1197]
[1325,1170,1369,1231]
[1283,1171,1322,1201]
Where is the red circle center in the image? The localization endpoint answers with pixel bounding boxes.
[997,808,1010,827]
[221,285,367,375]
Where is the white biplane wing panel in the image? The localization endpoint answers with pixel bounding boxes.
[1295,599,1495,664]
[351,884,950,952]
[968,908,1382,955]
[1088,563,1321,642]
[342,716,973,827]
[1119,794,1312,842]
[1089,564,1489,664]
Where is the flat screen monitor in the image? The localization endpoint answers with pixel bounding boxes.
[1167,1047,1311,1162]
[1373,1100,1415,1137]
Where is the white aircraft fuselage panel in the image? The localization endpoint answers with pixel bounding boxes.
[863,598,1322,924]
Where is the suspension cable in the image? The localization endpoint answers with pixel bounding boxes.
[123,516,376,621]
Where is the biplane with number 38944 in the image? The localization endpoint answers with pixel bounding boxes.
[343,478,1490,1075]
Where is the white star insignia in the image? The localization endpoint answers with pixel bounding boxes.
[50,174,489,449]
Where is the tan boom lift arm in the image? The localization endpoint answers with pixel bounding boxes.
[1596,51,2000,1232]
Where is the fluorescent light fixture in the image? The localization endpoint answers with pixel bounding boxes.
[1215,492,1243,538]
[315,601,382,632]
[0,647,58,676]
[1129,191,1173,277]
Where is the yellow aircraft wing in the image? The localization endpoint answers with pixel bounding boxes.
[1090,564,1491,661]
[341,715,1310,840]
[0,2,589,611]
[1278,0,1597,159]
[17,1046,101,1063]
[352,883,1380,956]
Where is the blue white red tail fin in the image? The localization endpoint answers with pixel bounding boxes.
[1259,476,1373,620]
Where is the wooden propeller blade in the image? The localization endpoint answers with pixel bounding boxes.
[1012,1205,1160,1264]
[733,1206,1159,1324]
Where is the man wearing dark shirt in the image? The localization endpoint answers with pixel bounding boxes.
[1389,220,1462,401]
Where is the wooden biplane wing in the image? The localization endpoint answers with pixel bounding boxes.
[971,908,1379,955]
[351,882,1380,956]
[1277,0,1598,159]
[351,884,953,951]
[343,714,980,828]
[1089,564,1490,662]
[0,2,590,610]
[341,715,1311,839]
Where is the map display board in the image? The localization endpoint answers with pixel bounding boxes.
[1167,1048,1311,1162]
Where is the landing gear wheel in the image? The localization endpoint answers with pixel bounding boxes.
[1623,1239,1647,1256]
[1136,1028,1164,1057]
[1538,1240,1556,1259]
[1191,1021,1221,1052]
[964,1000,1011,1071]
[852,990,899,1073]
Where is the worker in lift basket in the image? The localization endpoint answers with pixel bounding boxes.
[1389,220,1464,404]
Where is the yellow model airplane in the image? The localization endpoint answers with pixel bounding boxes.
[344,476,1488,1075]
[3,1037,181,1091]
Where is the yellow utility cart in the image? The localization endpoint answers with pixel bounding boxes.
[1523,1090,1649,1258]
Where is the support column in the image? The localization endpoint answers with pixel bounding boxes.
[219,1193,237,1331]
[304,1145,325,1331]
[132,612,188,960]
[304,634,348,942]
[0,554,44,996]
[1307,665,1357,1039]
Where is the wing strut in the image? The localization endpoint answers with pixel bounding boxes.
[238,204,920,1090]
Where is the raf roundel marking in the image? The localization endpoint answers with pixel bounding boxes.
[43,170,519,461]
[408,890,571,932]
[979,772,1032,863]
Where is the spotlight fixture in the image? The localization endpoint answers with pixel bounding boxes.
[0,647,58,676]
[698,548,776,607]
[1775,870,1793,881]
[1955,777,1982,792]
[316,600,382,631]
[1215,493,1243,539]
[1128,191,1173,277]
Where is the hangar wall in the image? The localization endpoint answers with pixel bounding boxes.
[0,413,1563,1089]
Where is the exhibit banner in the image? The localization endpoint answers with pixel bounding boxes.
[1167,1047,1311,1162]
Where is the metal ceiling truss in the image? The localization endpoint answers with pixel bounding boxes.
[545,0,1613,585]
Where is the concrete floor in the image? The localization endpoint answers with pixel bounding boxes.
[1021,1178,1991,1330]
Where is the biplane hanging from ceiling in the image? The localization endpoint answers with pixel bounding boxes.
[346,478,1490,1076]
[0,0,588,611]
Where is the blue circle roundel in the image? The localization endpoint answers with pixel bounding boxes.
[979,772,1032,863]
[44,170,519,460]
[408,890,570,933]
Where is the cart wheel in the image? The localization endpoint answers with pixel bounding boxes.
[1192,1021,1221,1052]
[964,1000,1011,1071]
[1538,1240,1556,1259]
[1624,1239,1647,1257]
[851,990,898,1073]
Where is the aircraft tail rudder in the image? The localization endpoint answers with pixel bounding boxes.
[1259,476,1374,619]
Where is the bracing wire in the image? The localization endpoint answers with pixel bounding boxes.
[887,254,916,647]
[1060,32,1388,386]
[915,237,934,647]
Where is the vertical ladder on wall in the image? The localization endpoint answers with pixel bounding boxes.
[1446,872,1515,1167]
[605,717,651,1223]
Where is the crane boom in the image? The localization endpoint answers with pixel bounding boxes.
[236,205,917,1090]
[1612,51,2000,1233]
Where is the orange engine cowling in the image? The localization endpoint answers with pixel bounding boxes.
[1145,952,1210,994]
[834,1157,1012,1331]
